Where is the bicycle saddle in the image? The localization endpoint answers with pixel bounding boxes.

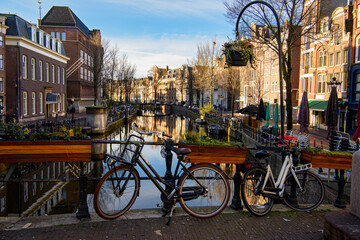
[255,150,271,159]
[176,148,192,156]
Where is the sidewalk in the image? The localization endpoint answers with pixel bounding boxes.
[0,204,347,240]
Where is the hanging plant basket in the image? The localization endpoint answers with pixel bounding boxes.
[225,50,248,66]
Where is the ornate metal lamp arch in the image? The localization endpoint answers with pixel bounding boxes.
[235,1,284,138]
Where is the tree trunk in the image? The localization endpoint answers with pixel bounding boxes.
[231,89,236,117]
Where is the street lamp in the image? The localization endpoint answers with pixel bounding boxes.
[70,97,75,126]
[327,76,342,92]
[235,0,284,138]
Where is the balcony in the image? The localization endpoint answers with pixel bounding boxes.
[314,31,331,41]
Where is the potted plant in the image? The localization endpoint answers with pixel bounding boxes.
[223,38,255,67]
[178,132,248,164]
[300,146,352,170]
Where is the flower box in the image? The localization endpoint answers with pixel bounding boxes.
[300,150,352,170]
[178,141,248,164]
[0,140,92,163]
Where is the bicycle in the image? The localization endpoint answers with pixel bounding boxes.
[241,139,325,216]
[93,123,231,225]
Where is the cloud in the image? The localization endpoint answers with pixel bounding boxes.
[107,33,227,77]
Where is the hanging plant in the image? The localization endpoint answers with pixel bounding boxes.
[223,38,255,67]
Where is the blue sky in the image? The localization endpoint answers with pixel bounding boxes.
[1,0,235,77]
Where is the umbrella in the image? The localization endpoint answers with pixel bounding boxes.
[273,103,279,136]
[353,100,360,141]
[238,104,258,116]
[265,102,270,127]
[297,91,310,133]
[325,86,339,139]
[256,98,266,121]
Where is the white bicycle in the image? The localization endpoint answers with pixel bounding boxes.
[241,140,325,216]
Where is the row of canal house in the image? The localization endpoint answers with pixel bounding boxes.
[0,6,102,123]
[300,0,360,134]
[0,6,102,216]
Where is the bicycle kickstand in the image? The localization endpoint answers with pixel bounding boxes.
[165,201,176,226]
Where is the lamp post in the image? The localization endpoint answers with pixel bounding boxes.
[70,97,75,127]
[235,0,284,139]
[230,0,284,210]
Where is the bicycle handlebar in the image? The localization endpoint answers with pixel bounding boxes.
[131,123,172,139]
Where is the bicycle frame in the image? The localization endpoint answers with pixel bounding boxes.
[261,154,303,198]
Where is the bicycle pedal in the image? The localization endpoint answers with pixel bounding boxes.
[157,202,164,208]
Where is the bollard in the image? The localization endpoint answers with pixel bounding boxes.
[313,136,316,147]
[334,169,346,208]
[76,162,90,220]
[230,164,243,210]
[321,137,323,149]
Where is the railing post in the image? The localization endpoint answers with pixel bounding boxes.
[76,161,90,220]
[334,169,346,208]
[230,164,243,210]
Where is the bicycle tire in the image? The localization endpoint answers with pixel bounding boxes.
[241,167,275,216]
[283,170,325,212]
[94,165,140,220]
[178,163,230,219]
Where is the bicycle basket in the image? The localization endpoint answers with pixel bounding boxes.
[120,134,145,163]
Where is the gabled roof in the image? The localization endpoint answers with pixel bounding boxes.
[41,6,90,38]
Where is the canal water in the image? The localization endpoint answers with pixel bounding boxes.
[88,113,236,212]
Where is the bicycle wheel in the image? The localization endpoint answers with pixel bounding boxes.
[283,170,325,211]
[94,165,140,220]
[178,163,230,219]
[241,167,274,216]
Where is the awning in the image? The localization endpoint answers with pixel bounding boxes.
[295,100,346,111]
[46,93,60,104]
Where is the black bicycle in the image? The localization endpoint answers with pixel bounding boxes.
[93,123,231,224]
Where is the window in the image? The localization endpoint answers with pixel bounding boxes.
[80,67,83,79]
[0,77,3,93]
[329,53,334,66]
[88,55,90,66]
[356,36,360,62]
[319,51,327,67]
[61,32,66,40]
[80,50,84,61]
[321,20,329,32]
[0,54,3,70]
[46,63,49,82]
[57,66,60,84]
[39,92,43,114]
[335,30,341,45]
[58,95,61,112]
[62,68,65,85]
[39,60,43,81]
[24,182,29,202]
[84,53,87,65]
[88,71,91,81]
[31,58,36,80]
[84,69,87,80]
[343,49,348,64]
[335,52,341,65]
[23,91,28,116]
[318,75,326,93]
[62,93,65,112]
[302,77,309,92]
[22,55,27,79]
[52,65,55,83]
[38,31,43,45]
[358,5,360,27]
[341,72,348,92]
[0,36,3,47]
[32,92,36,115]
[56,32,60,40]
[51,32,55,37]
[304,53,310,74]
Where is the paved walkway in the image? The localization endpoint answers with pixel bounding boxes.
[0,205,348,240]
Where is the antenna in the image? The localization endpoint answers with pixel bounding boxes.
[38,0,42,20]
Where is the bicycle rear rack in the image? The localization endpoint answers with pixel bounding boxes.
[293,163,312,172]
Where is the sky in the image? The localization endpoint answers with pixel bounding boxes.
[1,0,235,77]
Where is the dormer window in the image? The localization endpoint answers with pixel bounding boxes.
[321,20,329,33]
[37,31,43,46]
[30,27,37,42]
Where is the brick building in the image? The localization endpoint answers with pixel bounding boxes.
[0,16,8,123]
[0,13,68,122]
[300,0,350,131]
[40,6,101,113]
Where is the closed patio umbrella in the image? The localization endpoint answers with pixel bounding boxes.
[297,91,309,133]
[353,100,360,141]
[325,86,339,139]
[256,98,266,121]
[265,102,270,127]
[273,103,279,136]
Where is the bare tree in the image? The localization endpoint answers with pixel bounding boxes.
[224,0,323,130]
[117,54,136,104]
[103,45,119,113]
